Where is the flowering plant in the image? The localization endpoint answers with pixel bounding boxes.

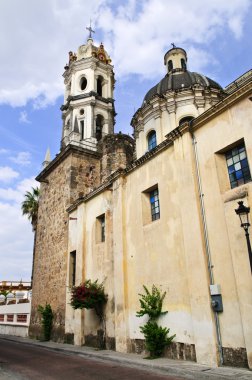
[70,279,107,315]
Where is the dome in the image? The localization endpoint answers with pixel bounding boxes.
[143,71,222,104]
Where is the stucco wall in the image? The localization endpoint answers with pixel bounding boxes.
[67,90,252,368]
[194,94,252,368]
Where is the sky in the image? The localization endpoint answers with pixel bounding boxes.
[0,0,252,282]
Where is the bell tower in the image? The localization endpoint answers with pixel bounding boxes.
[61,30,115,151]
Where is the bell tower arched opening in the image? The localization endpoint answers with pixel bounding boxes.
[97,76,103,96]
[96,114,104,141]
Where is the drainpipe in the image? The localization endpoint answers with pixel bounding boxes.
[190,131,224,366]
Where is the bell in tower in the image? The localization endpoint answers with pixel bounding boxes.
[60,26,115,151]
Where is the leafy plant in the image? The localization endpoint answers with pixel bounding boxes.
[0,290,8,297]
[70,279,107,318]
[71,279,108,349]
[38,303,53,341]
[136,285,167,320]
[140,321,176,358]
[137,284,175,358]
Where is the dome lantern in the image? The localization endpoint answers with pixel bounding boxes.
[164,45,187,74]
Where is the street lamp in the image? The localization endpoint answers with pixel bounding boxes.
[235,201,252,273]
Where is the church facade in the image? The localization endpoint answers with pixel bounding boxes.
[30,34,252,369]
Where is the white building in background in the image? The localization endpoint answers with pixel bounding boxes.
[0,280,32,337]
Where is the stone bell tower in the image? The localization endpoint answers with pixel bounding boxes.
[30,27,134,343]
[61,31,115,151]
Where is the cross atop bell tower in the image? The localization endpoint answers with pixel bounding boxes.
[86,20,95,40]
[60,31,115,151]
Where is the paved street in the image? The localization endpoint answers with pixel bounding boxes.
[0,338,183,380]
[0,336,252,380]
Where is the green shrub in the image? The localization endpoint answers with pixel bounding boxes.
[38,303,53,341]
[140,321,176,358]
[136,285,167,320]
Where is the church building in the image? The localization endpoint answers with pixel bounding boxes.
[30,30,252,369]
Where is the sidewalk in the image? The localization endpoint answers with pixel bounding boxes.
[1,334,252,380]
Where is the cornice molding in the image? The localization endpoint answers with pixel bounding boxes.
[191,80,252,131]
[36,144,101,182]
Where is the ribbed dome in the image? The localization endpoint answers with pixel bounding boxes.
[143,71,222,104]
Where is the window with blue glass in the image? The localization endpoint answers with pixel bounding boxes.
[148,131,157,151]
[150,188,160,221]
[225,144,251,188]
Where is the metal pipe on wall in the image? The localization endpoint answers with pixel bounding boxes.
[190,131,224,365]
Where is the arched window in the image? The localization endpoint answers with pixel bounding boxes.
[148,130,157,151]
[181,58,187,71]
[179,116,194,126]
[80,77,87,91]
[80,120,84,140]
[97,76,103,96]
[96,115,104,141]
[168,60,173,72]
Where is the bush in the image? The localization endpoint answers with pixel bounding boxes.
[140,321,176,358]
[136,285,167,320]
[137,284,176,358]
[70,279,107,312]
[38,303,53,341]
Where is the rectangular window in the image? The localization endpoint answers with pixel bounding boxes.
[150,188,160,221]
[7,314,14,322]
[69,251,76,287]
[17,314,27,323]
[0,314,4,322]
[225,143,251,188]
[142,185,161,225]
[96,214,105,243]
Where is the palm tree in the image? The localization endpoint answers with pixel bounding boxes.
[21,186,40,287]
[21,187,40,231]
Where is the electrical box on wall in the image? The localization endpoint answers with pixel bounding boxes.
[210,284,223,313]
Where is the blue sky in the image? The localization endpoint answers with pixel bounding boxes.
[0,0,252,282]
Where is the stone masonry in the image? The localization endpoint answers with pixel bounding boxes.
[30,145,101,341]
[30,136,134,341]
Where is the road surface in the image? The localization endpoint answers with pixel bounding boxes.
[0,338,183,380]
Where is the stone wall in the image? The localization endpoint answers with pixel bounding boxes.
[129,339,196,361]
[30,146,100,341]
[98,133,135,182]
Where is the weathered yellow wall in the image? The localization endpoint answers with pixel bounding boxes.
[66,91,252,368]
[194,94,252,368]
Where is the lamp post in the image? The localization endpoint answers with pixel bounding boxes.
[235,201,252,273]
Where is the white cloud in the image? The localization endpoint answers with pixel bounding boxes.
[0,0,104,108]
[97,0,251,79]
[0,148,9,154]
[0,176,38,280]
[0,201,34,281]
[17,177,39,196]
[0,0,250,108]
[0,166,19,183]
[19,111,31,124]
[9,152,31,166]
[0,177,38,204]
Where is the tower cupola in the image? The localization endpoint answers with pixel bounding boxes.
[60,26,115,151]
[164,45,187,73]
